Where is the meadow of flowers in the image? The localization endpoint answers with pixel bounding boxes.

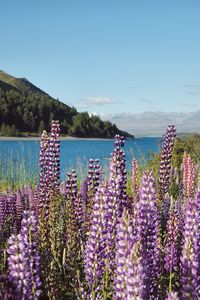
[0,121,199,299]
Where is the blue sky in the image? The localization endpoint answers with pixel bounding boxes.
[1,0,200,115]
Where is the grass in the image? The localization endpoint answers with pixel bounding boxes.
[0,149,38,191]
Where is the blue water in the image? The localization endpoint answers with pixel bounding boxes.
[0,137,161,181]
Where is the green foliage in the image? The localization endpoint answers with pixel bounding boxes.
[0,123,20,137]
[146,133,200,181]
[172,133,200,167]
[146,152,160,181]
[0,87,133,138]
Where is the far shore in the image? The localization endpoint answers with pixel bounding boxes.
[0,136,162,141]
[0,136,117,141]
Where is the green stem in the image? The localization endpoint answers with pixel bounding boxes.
[103,268,109,299]
[169,270,173,293]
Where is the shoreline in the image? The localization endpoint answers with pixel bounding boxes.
[0,136,161,141]
[0,136,117,141]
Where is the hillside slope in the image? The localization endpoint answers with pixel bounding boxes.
[0,70,50,97]
[0,70,134,138]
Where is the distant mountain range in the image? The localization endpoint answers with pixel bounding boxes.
[101,111,200,137]
[0,70,133,138]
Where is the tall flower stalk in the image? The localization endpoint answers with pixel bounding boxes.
[165,203,181,293]
[158,125,176,199]
[104,135,128,278]
[7,211,42,299]
[182,152,196,200]
[180,197,199,299]
[138,171,161,299]
[114,208,143,300]
[84,186,107,299]
[37,121,62,298]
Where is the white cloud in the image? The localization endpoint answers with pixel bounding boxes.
[80,96,120,106]
[75,103,89,110]
[88,112,111,119]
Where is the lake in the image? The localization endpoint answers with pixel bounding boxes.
[0,137,162,182]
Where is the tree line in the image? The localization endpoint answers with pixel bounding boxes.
[0,88,133,138]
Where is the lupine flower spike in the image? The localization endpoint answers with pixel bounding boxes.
[7,211,42,299]
[159,125,176,199]
[114,208,143,299]
[138,171,161,299]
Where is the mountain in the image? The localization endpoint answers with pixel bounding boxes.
[101,111,200,137]
[0,70,49,97]
[0,70,133,138]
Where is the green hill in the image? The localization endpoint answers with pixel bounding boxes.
[0,70,50,97]
[0,70,134,138]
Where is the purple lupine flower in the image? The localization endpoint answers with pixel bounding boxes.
[7,233,33,299]
[65,200,78,272]
[38,121,60,224]
[7,211,42,299]
[30,188,40,217]
[79,177,90,237]
[14,186,34,222]
[174,196,184,233]
[15,190,24,231]
[74,194,86,234]
[163,196,171,221]
[103,135,128,276]
[180,198,199,299]
[114,208,143,300]
[85,159,103,231]
[20,211,42,296]
[65,170,86,239]
[137,171,161,299]
[109,135,127,209]
[195,190,200,291]
[63,174,80,273]
[38,130,49,215]
[86,293,103,300]
[165,205,181,274]
[84,186,107,295]
[39,130,49,188]
[21,185,35,210]
[65,177,82,274]
[165,203,181,295]
[0,195,7,234]
[65,170,84,225]
[182,153,196,199]
[0,193,17,237]
[49,120,61,190]
[165,292,179,300]
[80,177,89,206]
[0,274,14,300]
[88,159,102,193]
[65,170,78,200]
[159,125,176,198]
